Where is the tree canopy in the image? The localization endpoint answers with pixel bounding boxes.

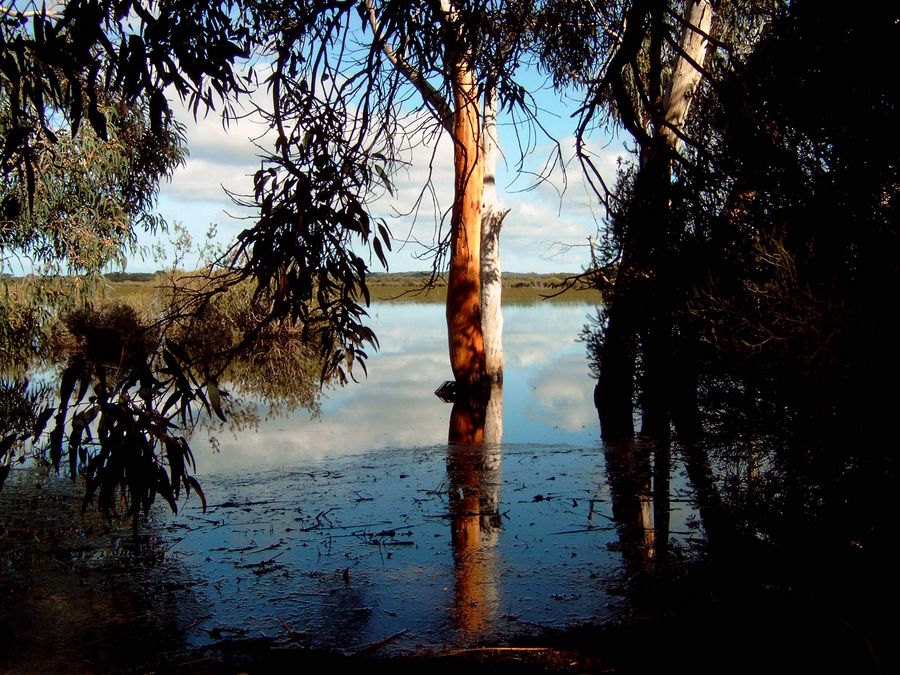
[0,0,591,520]
[581,0,899,513]
[3,0,896,536]
[0,0,251,272]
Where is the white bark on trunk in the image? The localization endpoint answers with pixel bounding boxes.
[480,85,508,383]
[483,382,503,445]
[660,0,713,151]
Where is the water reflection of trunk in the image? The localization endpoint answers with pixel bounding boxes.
[680,442,728,551]
[447,384,502,636]
[653,442,671,561]
[603,440,670,571]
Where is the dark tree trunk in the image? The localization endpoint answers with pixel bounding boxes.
[596,139,672,440]
[594,299,637,439]
[595,1,712,440]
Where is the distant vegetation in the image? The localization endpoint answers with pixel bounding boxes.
[365,271,573,287]
[98,271,601,305]
[101,271,165,282]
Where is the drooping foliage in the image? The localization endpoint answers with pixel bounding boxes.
[223,0,562,386]
[2,0,569,524]
[0,0,252,275]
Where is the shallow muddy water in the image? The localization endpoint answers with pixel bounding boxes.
[1,302,703,669]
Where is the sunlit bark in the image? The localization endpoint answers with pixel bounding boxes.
[370,0,493,391]
[483,382,503,446]
[446,58,488,390]
[659,1,713,150]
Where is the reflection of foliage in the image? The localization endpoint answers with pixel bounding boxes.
[2,271,326,529]
[18,304,213,531]
[164,275,321,412]
[222,324,321,420]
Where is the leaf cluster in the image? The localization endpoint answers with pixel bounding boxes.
[1,0,253,288]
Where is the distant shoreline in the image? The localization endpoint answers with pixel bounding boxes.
[91,270,587,285]
[99,271,603,305]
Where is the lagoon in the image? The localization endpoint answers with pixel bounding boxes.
[0,300,701,669]
[158,302,698,653]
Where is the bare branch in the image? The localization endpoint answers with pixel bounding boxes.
[363,0,454,134]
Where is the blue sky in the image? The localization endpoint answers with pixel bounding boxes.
[143,81,627,275]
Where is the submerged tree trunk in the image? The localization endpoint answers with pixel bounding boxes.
[595,296,637,439]
[376,1,504,394]
[446,57,488,392]
[483,382,503,446]
[480,84,508,384]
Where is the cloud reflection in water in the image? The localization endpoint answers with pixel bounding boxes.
[191,303,599,472]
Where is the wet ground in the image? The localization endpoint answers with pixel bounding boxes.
[1,458,886,675]
[1,439,702,672]
[0,469,200,673]
[156,443,699,654]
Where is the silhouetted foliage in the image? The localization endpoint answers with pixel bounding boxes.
[584,0,898,549]
[0,376,53,490]
[41,304,208,530]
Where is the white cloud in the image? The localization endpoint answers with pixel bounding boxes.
[150,92,631,274]
[528,355,597,432]
[162,157,257,203]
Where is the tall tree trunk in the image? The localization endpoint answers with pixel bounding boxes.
[446,59,488,392]
[641,0,712,438]
[596,0,712,440]
[480,84,508,384]
[658,0,713,151]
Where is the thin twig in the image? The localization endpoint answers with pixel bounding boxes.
[349,628,409,656]
[547,526,616,535]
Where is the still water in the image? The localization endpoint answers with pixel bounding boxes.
[193,303,600,469]
[1,302,701,665]
[158,302,699,654]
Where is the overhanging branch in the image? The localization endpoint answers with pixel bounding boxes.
[363,0,454,134]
